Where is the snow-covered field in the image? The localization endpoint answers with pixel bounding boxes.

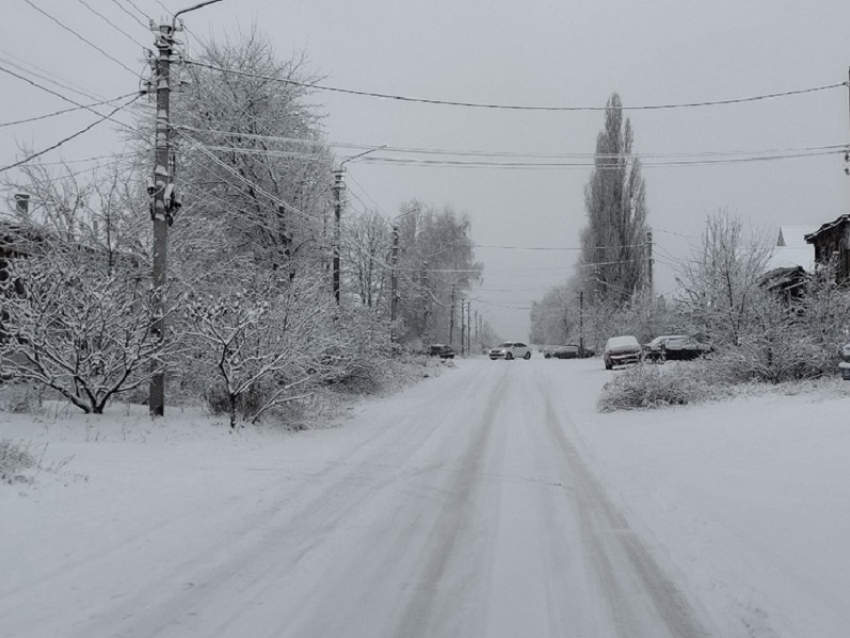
[2,359,849,637]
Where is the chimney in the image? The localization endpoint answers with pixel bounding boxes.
[14,193,30,215]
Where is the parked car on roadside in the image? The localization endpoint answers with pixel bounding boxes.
[489,342,531,360]
[603,335,642,370]
[423,344,455,359]
[659,335,712,361]
[642,335,687,363]
[548,344,581,359]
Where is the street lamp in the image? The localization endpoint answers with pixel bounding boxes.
[332,146,385,304]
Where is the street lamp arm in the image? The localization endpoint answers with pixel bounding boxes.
[174,0,224,21]
[339,144,387,168]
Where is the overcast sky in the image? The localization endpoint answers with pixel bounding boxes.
[3,0,850,339]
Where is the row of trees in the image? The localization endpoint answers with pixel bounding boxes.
[532,94,849,382]
[0,32,485,424]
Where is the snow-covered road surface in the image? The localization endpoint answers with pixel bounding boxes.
[2,357,850,637]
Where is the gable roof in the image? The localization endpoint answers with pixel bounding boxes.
[805,214,850,244]
[777,226,819,247]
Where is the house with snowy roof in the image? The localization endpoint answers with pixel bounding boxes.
[805,214,850,284]
[759,226,817,300]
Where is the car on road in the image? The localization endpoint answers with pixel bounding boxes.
[423,344,456,359]
[489,342,531,360]
[603,335,642,370]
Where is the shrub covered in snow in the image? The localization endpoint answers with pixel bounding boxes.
[0,440,34,484]
[598,363,724,412]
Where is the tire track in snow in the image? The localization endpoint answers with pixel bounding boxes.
[542,389,713,638]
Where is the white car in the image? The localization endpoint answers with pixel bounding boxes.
[603,335,642,370]
[489,342,532,360]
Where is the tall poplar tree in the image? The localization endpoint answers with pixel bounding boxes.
[578,93,649,306]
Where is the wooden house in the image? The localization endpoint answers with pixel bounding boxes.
[805,214,850,284]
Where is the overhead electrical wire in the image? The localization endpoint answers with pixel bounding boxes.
[74,0,148,49]
[175,126,844,170]
[0,49,106,103]
[0,93,139,129]
[184,59,845,112]
[109,0,149,30]
[0,94,143,174]
[20,0,142,77]
[0,63,141,133]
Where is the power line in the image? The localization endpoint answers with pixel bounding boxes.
[109,0,149,29]
[177,124,849,171]
[0,63,140,133]
[184,59,845,112]
[356,149,842,170]
[20,0,141,77]
[0,49,105,102]
[0,95,143,174]
[74,0,148,48]
[0,93,138,128]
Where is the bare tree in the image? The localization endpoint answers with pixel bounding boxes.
[0,243,159,414]
[182,276,320,427]
[676,210,772,346]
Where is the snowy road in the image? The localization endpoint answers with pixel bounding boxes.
[2,357,720,637]
[9,355,850,637]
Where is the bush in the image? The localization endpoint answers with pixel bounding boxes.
[0,440,35,484]
[598,363,718,412]
[707,340,837,385]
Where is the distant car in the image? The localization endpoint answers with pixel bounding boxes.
[489,342,531,360]
[642,335,687,363]
[548,344,581,359]
[660,336,712,361]
[424,344,455,359]
[603,335,642,370]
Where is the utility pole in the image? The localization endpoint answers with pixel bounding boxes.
[147,0,222,418]
[148,18,178,418]
[332,167,344,304]
[579,290,585,358]
[332,146,386,305]
[460,297,466,356]
[646,230,654,296]
[466,300,470,355]
[449,283,457,347]
[390,222,399,342]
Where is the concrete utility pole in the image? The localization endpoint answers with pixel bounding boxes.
[332,167,344,304]
[148,0,223,418]
[148,18,178,418]
[390,223,399,325]
[332,146,385,305]
[579,290,585,357]
[460,299,466,356]
[449,283,457,346]
[646,230,654,295]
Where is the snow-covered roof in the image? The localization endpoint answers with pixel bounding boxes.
[777,226,819,247]
[765,245,814,272]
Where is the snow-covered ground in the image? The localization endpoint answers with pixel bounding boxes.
[1,358,849,637]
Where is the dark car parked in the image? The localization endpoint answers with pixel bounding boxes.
[548,344,580,359]
[642,335,687,363]
[424,344,455,359]
[661,336,712,361]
